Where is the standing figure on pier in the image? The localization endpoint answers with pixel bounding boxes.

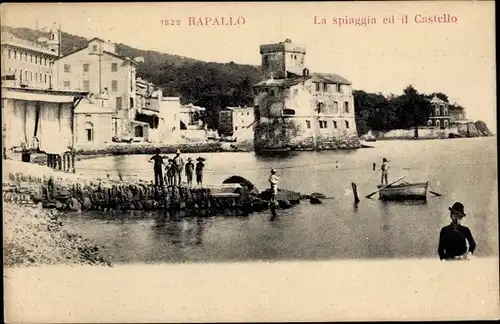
[148,149,164,187]
[164,157,173,186]
[380,158,390,185]
[195,157,205,188]
[172,149,185,186]
[185,157,195,188]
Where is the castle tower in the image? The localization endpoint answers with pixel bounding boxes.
[259,39,306,79]
[47,24,60,57]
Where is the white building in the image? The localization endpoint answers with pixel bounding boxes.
[218,106,255,139]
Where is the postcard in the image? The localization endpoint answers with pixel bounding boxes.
[2,1,498,322]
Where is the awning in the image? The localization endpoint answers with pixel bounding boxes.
[1,88,81,103]
[138,108,159,117]
[74,101,113,114]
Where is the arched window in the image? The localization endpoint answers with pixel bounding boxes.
[436,120,440,128]
[316,102,325,113]
[84,122,94,142]
[427,120,432,126]
[435,108,440,116]
[444,120,449,128]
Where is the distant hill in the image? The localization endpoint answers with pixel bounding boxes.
[1,25,262,129]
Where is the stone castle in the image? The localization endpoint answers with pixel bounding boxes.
[253,39,360,151]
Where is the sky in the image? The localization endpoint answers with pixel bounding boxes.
[2,1,496,130]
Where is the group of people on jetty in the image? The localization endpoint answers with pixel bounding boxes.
[148,149,205,188]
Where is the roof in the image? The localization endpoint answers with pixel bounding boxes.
[225,106,253,111]
[310,73,351,85]
[88,37,107,43]
[59,47,138,66]
[1,86,88,103]
[1,31,58,57]
[254,72,351,88]
[430,96,447,104]
[254,76,309,87]
[74,100,113,114]
[449,105,465,111]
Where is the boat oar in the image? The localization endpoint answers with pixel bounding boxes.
[365,176,406,199]
[429,191,443,196]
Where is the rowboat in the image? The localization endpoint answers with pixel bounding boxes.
[377,181,429,201]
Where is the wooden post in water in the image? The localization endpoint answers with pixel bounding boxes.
[351,182,360,205]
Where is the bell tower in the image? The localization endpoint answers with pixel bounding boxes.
[47,24,60,57]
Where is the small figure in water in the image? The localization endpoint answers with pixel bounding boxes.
[438,202,476,261]
[373,162,376,171]
[195,157,205,188]
[269,169,279,201]
[185,157,194,188]
[148,148,164,187]
[336,160,339,169]
[380,158,389,185]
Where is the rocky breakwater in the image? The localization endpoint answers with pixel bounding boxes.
[3,202,111,267]
[3,169,303,215]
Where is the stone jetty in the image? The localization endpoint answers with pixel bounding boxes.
[3,161,302,215]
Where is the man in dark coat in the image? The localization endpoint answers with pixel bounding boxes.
[148,148,164,187]
[438,202,476,260]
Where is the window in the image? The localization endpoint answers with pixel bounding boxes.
[111,80,118,92]
[130,97,134,108]
[35,73,38,82]
[83,64,89,72]
[111,63,118,72]
[344,101,350,113]
[49,75,51,87]
[435,108,440,116]
[44,74,47,84]
[317,102,325,113]
[63,81,70,88]
[116,97,122,110]
[333,101,339,114]
[444,108,448,116]
[8,50,11,59]
[270,89,275,96]
[93,45,98,52]
[323,83,328,92]
[319,120,328,128]
[235,126,238,130]
[345,120,350,128]
[83,80,90,91]
[30,71,33,81]
[14,50,17,59]
[436,120,440,128]
[336,84,341,92]
[444,120,449,128]
[293,89,298,95]
[263,55,269,68]
[84,122,94,142]
[427,120,432,126]
[44,58,47,66]
[30,54,33,63]
[64,64,71,73]
[134,126,144,137]
[306,120,311,129]
[333,121,338,129]
[315,82,320,92]
[19,70,22,81]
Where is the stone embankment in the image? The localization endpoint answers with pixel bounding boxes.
[3,202,111,267]
[2,160,300,215]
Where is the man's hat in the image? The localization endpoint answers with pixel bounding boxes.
[176,149,181,154]
[382,158,388,162]
[271,169,277,174]
[187,157,192,161]
[155,148,161,154]
[197,157,205,161]
[449,202,466,217]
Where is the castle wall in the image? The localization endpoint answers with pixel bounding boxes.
[254,80,359,151]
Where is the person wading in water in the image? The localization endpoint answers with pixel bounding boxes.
[148,148,164,187]
[268,169,279,220]
[380,158,389,185]
[185,157,194,188]
[438,202,476,261]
